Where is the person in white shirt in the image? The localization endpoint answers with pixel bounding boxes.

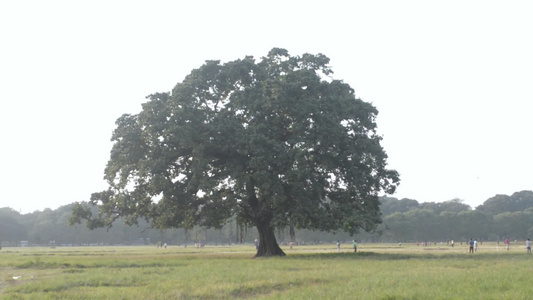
[526,239,531,254]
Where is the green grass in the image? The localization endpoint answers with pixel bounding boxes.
[1,243,533,299]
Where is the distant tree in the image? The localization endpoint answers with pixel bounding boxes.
[456,210,492,240]
[419,198,471,214]
[527,226,533,240]
[383,212,411,241]
[439,211,460,239]
[493,211,533,240]
[439,198,471,212]
[476,190,533,215]
[379,197,419,216]
[493,212,515,240]
[0,207,27,242]
[71,48,399,257]
[404,209,438,241]
[29,208,57,245]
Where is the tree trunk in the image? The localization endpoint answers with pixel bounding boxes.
[254,219,286,257]
[289,223,295,242]
[239,224,245,244]
[235,221,239,244]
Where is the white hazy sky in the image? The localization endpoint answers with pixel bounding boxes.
[1,1,532,213]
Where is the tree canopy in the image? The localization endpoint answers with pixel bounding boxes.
[71,48,399,257]
[476,191,533,215]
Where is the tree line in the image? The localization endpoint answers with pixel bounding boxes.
[377,190,533,243]
[2,190,531,247]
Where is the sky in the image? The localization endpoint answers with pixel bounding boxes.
[1,1,532,213]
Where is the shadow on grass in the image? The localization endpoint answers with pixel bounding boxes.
[8,277,148,295]
[15,260,187,269]
[286,251,528,261]
[229,278,331,299]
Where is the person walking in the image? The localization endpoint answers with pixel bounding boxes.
[337,241,341,252]
[505,238,510,251]
[353,240,357,252]
[526,239,531,254]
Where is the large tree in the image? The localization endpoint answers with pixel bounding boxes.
[71,48,399,257]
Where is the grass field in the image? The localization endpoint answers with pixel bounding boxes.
[1,242,533,299]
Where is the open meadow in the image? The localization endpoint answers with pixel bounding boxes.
[1,242,533,299]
